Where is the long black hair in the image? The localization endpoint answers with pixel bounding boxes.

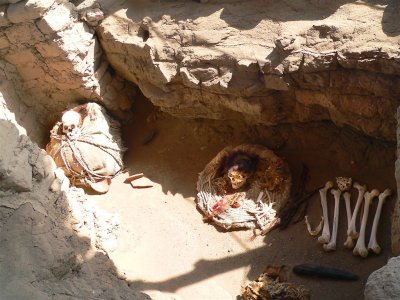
[224,151,258,175]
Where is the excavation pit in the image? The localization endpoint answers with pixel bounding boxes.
[1,0,399,299]
[85,96,396,300]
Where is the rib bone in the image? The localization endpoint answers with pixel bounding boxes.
[323,189,341,251]
[368,189,391,254]
[347,182,367,239]
[353,189,379,258]
[317,181,334,244]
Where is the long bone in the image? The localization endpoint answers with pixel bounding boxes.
[353,189,379,258]
[343,192,355,248]
[333,177,353,249]
[368,189,391,254]
[347,183,367,239]
[317,181,334,244]
[323,188,341,251]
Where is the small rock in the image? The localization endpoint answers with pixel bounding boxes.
[80,8,104,27]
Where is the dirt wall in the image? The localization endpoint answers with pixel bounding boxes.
[0,88,149,299]
[0,0,135,143]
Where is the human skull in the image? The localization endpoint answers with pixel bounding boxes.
[228,169,249,190]
[61,110,81,139]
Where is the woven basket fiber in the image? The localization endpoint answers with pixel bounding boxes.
[196,144,291,231]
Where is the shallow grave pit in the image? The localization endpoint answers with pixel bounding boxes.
[0,71,398,300]
[84,96,397,300]
[0,0,399,299]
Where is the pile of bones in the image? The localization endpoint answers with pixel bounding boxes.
[305,177,391,257]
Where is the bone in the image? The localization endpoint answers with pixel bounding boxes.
[344,235,355,249]
[347,182,367,239]
[62,110,81,139]
[343,192,352,228]
[336,177,352,192]
[323,189,341,252]
[353,189,379,258]
[317,181,334,244]
[342,192,355,249]
[305,216,324,236]
[368,189,391,254]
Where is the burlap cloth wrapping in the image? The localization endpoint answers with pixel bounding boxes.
[196,144,291,231]
[46,103,125,193]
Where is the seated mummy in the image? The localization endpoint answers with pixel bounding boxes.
[46,102,126,194]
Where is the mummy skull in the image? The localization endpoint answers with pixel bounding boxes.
[61,110,81,139]
[225,152,257,190]
[228,170,248,189]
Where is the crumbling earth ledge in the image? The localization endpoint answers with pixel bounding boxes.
[97,0,400,141]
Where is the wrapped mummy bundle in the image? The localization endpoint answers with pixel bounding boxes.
[196,144,291,232]
[46,102,126,194]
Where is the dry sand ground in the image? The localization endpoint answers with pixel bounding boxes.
[89,95,396,300]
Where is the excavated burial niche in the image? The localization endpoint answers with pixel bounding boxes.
[5,92,398,299]
[85,96,398,300]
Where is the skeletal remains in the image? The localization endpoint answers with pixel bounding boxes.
[305,177,392,257]
[61,110,82,139]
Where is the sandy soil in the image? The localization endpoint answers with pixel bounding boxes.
[89,95,396,300]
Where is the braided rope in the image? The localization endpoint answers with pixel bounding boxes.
[51,131,124,184]
[75,134,124,169]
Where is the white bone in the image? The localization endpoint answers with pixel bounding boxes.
[305,216,323,236]
[343,192,352,225]
[353,189,379,258]
[344,234,355,249]
[343,192,355,248]
[62,110,80,127]
[347,182,367,239]
[323,189,341,251]
[61,110,81,138]
[368,189,391,254]
[317,181,334,244]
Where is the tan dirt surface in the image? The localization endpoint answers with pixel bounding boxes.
[89,95,396,300]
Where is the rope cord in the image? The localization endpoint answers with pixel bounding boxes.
[52,131,123,184]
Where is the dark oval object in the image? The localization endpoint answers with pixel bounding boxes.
[293,264,359,281]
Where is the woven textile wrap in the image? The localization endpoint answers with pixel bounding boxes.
[46,103,126,193]
[196,144,291,231]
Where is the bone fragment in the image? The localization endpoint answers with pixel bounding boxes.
[323,189,341,251]
[347,182,367,239]
[368,189,391,254]
[353,189,379,258]
[305,216,324,236]
[124,173,144,183]
[318,181,334,244]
